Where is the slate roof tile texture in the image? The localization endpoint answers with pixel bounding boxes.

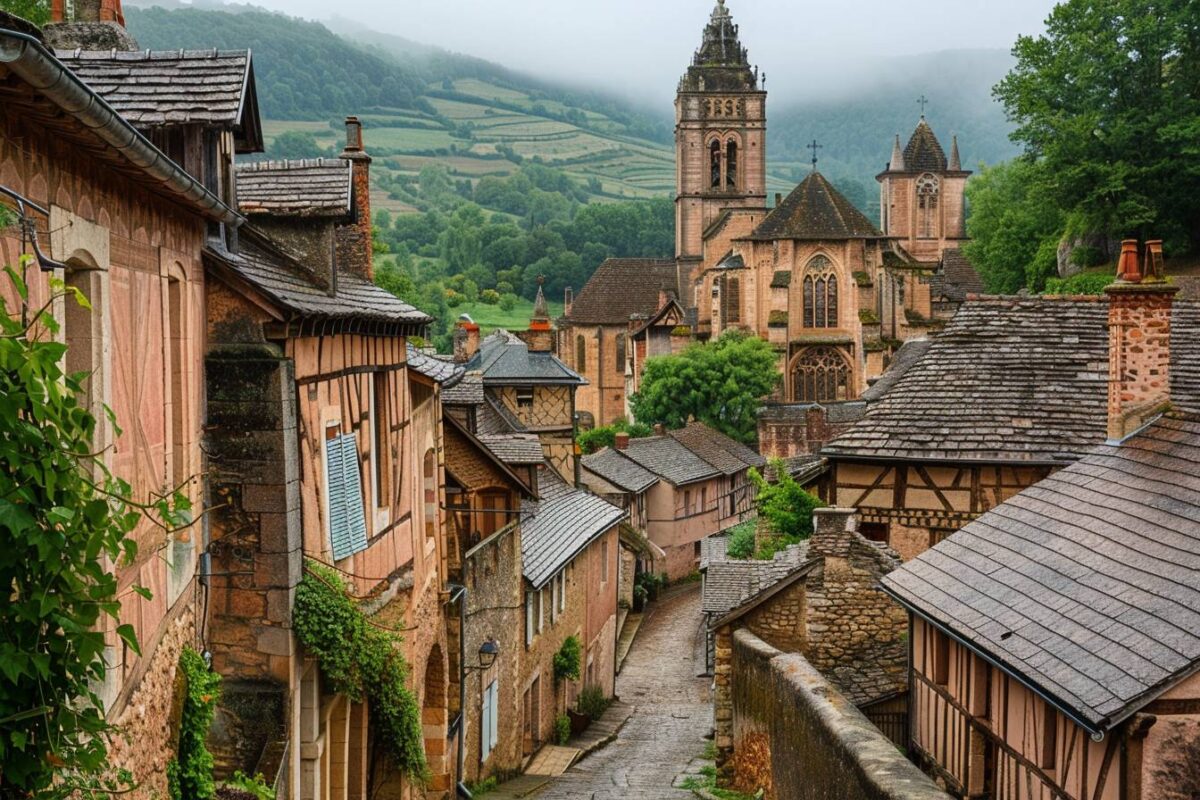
[746,171,883,241]
[442,372,484,407]
[933,248,986,302]
[235,159,352,217]
[477,434,545,465]
[667,423,767,475]
[521,470,626,589]
[581,448,660,494]
[903,118,949,173]
[701,537,811,615]
[883,413,1200,732]
[58,48,252,128]
[563,258,679,325]
[616,435,721,486]
[406,346,464,387]
[467,331,585,386]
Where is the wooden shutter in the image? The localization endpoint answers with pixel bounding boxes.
[327,433,369,561]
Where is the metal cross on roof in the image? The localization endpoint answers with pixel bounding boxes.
[918,95,929,117]
[807,139,823,170]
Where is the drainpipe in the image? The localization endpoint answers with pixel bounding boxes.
[447,583,473,799]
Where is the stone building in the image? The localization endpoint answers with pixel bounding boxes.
[882,251,1200,800]
[0,17,242,797]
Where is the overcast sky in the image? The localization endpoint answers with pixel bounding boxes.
[242,0,1054,104]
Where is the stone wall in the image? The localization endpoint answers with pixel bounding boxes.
[730,630,948,800]
[757,403,860,460]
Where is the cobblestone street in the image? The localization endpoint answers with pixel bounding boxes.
[526,584,710,799]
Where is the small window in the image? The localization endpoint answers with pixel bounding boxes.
[516,387,534,409]
[525,591,535,646]
[481,679,499,760]
[326,425,369,561]
[550,575,559,623]
[710,140,722,189]
[424,449,437,539]
[558,573,566,613]
[373,372,389,508]
[932,628,950,686]
[615,333,626,372]
[1041,708,1058,771]
[537,588,545,633]
[726,138,739,190]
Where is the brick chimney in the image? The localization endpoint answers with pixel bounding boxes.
[53,0,123,23]
[336,116,374,282]
[1105,239,1177,441]
[453,318,481,363]
[614,432,630,451]
[46,0,138,50]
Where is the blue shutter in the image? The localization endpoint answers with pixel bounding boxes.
[488,681,499,752]
[340,434,369,556]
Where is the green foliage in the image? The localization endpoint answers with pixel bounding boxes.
[0,0,50,24]
[499,293,518,312]
[576,684,611,721]
[479,289,501,305]
[752,461,825,541]
[1043,271,1117,296]
[963,159,1066,292]
[267,130,330,160]
[576,417,654,455]
[219,771,276,800]
[725,520,758,560]
[293,563,427,780]
[0,258,193,797]
[555,714,571,746]
[553,636,582,683]
[465,777,498,796]
[170,648,222,800]
[631,331,781,444]
[995,0,1200,256]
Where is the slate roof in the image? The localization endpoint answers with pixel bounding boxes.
[478,393,527,435]
[617,435,721,486]
[466,331,585,386]
[825,297,1200,463]
[477,434,545,465]
[442,372,484,406]
[932,249,986,302]
[882,413,1200,732]
[563,258,679,324]
[204,229,432,328]
[904,118,948,173]
[860,338,933,402]
[701,537,810,615]
[57,49,259,144]
[406,346,464,387]
[746,172,883,241]
[235,159,351,218]
[521,470,626,589]
[581,448,660,494]
[668,423,766,475]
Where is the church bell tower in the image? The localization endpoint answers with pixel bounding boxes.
[675,0,767,274]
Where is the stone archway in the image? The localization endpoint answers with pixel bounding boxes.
[422,644,450,795]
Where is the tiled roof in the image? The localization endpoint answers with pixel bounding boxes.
[617,435,721,486]
[701,537,810,615]
[57,48,254,131]
[477,434,544,465]
[860,339,933,402]
[204,230,432,328]
[478,394,526,435]
[746,172,883,241]
[522,470,626,589]
[883,413,1200,732]
[442,372,484,406]
[825,297,1200,463]
[581,448,660,494]
[235,159,351,218]
[563,259,678,325]
[467,331,585,385]
[903,118,948,173]
[406,346,464,387]
[932,249,986,302]
[667,423,766,475]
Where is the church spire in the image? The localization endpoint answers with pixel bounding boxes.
[692,0,749,68]
[531,276,550,324]
[890,134,906,172]
[949,135,961,171]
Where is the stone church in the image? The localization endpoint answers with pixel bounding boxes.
[560,0,982,426]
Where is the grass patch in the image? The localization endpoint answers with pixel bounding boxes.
[454,298,564,335]
[679,765,761,800]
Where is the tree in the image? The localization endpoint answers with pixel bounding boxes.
[995,0,1200,255]
[963,159,1065,292]
[2,0,50,23]
[631,331,781,444]
[267,130,328,160]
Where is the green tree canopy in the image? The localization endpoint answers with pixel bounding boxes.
[996,0,1200,254]
[630,331,781,444]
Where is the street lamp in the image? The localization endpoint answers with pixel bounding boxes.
[468,638,499,672]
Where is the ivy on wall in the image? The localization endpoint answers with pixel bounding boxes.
[168,648,222,800]
[293,562,428,781]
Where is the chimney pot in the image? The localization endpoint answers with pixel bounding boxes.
[344,116,364,152]
[614,432,630,451]
[1116,239,1141,283]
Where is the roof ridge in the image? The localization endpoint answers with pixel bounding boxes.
[237,158,348,172]
[57,47,248,60]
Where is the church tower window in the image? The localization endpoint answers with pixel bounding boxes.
[802,255,838,329]
[710,140,722,189]
[725,138,738,190]
[917,173,940,239]
[792,346,852,403]
[720,275,741,324]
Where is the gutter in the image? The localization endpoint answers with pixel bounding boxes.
[0,28,242,226]
[879,582,1107,741]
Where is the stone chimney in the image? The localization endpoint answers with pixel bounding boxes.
[810,508,859,560]
[525,277,554,353]
[453,318,481,363]
[45,0,138,50]
[1105,239,1177,441]
[336,116,374,282]
[614,432,630,451]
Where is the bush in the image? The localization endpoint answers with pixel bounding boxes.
[576,684,612,721]
[751,460,824,541]
[725,520,757,560]
[499,292,519,311]
[1043,271,1116,295]
[555,714,571,745]
[576,418,654,455]
[480,288,501,305]
[170,648,223,800]
[218,771,275,800]
[553,636,582,682]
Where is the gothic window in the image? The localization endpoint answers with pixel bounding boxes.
[725,138,738,190]
[792,347,852,403]
[710,140,722,189]
[614,333,626,372]
[720,276,741,324]
[917,173,940,239]
[576,335,587,371]
[801,255,838,329]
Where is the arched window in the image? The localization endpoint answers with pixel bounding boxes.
[614,333,626,372]
[719,275,741,324]
[792,347,852,403]
[801,255,838,329]
[725,138,738,190]
[710,140,722,189]
[424,449,437,540]
[917,173,940,239]
[575,334,587,371]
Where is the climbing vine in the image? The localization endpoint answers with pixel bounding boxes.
[293,562,428,781]
[168,647,222,800]
[0,258,192,798]
[552,635,581,683]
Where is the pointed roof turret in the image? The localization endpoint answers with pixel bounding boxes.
[530,276,550,329]
[679,0,759,93]
[949,135,962,172]
[903,118,948,173]
[890,134,906,172]
[747,171,883,241]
